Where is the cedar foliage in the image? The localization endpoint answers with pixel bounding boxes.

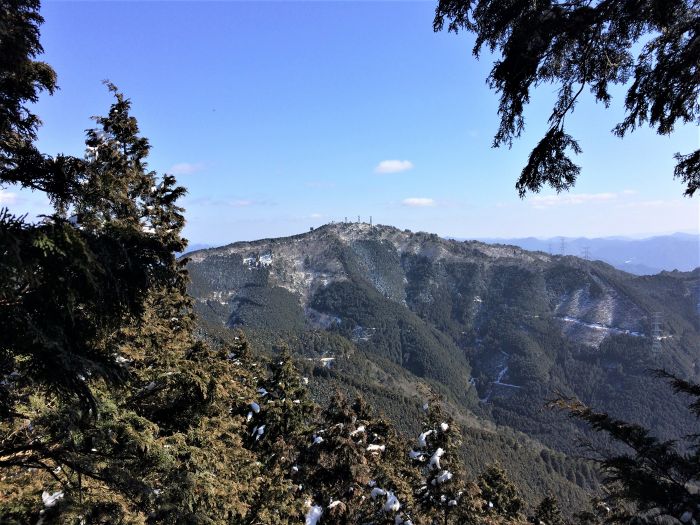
[411,397,470,524]
[7,1,692,524]
[552,370,700,524]
[0,3,538,523]
[433,0,699,197]
[530,495,567,525]
[1,0,262,519]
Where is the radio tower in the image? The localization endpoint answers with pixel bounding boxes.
[651,312,663,353]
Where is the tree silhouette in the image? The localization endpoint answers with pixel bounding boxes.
[434,0,699,197]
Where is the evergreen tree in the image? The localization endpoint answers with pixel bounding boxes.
[297,394,420,525]
[530,495,568,525]
[551,370,700,524]
[244,346,316,524]
[478,465,525,521]
[410,396,473,525]
[0,4,263,518]
[249,345,316,450]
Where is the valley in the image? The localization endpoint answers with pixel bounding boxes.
[186,222,700,510]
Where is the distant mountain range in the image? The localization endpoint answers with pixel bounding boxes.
[185,223,700,510]
[472,233,699,275]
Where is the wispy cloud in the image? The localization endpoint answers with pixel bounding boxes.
[230,199,254,208]
[310,213,323,219]
[616,198,685,209]
[0,190,17,205]
[305,181,336,189]
[375,160,414,174]
[187,196,274,208]
[402,197,435,208]
[169,162,206,176]
[530,192,618,209]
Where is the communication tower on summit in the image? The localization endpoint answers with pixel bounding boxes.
[651,312,663,353]
[560,237,567,255]
[581,246,591,261]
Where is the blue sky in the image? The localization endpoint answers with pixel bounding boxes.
[5,1,698,245]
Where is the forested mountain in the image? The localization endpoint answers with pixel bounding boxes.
[4,0,700,522]
[187,222,700,510]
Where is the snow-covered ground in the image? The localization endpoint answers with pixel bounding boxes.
[555,316,644,337]
[481,352,521,403]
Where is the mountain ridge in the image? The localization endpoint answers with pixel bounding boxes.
[186,222,700,511]
[186,226,700,276]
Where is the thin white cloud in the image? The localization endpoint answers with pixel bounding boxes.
[530,192,618,209]
[402,197,435,208]
[169,162,206,176]
[305,181,336,189]
[616,198,686,209]
[187,196,274,208]
[310,213,323,219]
[0,190,17,205]
[230,199,254,208]
[375,160,414,174]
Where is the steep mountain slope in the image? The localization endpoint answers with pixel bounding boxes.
[186,223,700,508]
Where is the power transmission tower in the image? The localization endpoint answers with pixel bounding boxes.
[560,237,567,255]
[548,241,553,255]
[581,246,590,260]
[651,312,663,353]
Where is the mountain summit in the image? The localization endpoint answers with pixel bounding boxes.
[187,222,700,505]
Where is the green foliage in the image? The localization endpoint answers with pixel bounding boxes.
[552,371,700,523]
[411,396,473,524]
[433,0,699,196]
[0,6,266,518]
[294,394,422,525]
[478,465,526,520]
[311,279,472,401]
[188,222,700,514]
[530,495,568,525]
